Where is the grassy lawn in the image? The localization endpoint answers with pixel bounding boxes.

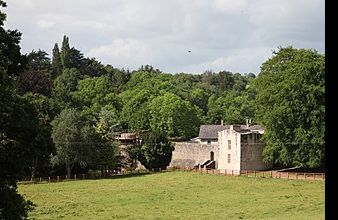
[19,171,324,220]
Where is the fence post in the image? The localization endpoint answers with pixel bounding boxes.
[279,172,281,178]
[254,171,256,177]
[232,170,234,176]
[48,176,50,183]
[74,174,76,181]
[262,172,264,178]
[66,175,68,180]
[296,173,298,180]
[57,176,59,182]
[39,177,42,182]
[287,172,289,179]
[321,173,324,180]
[82,174,85,179]
[304,173,306,180]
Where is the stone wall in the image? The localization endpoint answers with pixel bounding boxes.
[169,141,217,168]
[240,133,271,170]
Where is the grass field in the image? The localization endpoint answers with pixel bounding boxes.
[19,171,324,220]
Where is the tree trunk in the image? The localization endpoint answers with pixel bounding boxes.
[66,164,71,178]
[31,156,38,179]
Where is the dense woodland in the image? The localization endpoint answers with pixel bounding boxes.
[0,1,325,219]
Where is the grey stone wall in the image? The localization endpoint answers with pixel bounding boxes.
[240,133,272,170]
[169,141,217,168]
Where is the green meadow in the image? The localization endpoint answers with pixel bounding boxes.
[19,171,324,220]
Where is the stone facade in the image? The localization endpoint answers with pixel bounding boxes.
[169,124,271,172]
[218,125,271,173]
[169,141,217,168]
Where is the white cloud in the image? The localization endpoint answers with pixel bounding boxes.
[4,0,325,74]
[212,0,248,13]
[88,39,153,69]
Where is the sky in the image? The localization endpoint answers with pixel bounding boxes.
[4,0,324,74]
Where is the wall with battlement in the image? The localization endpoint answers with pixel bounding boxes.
[169,141,218,168]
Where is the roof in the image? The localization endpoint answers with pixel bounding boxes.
[198,124,265,139]
[198,125,229,139]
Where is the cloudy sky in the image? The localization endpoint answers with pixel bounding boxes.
[4,0,324,74]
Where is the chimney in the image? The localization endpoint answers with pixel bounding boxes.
[221,119,224,126]
[246,119,252,128]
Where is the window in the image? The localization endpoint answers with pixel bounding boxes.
[207,140,211,145]
[227,154,231,163]
[228,140,231,150]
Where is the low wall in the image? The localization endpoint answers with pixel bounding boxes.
[169,141,217,168]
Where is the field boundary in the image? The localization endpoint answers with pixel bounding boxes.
[18,167,325,185]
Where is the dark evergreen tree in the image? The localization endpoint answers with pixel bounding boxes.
[60,35,71,69]
[138,131,174,170]
[0,2,36,218]
[52,43,62,78]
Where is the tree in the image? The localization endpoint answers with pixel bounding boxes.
[250,46,325,168]
[51,108,87,177]
[17,68,52,96]
[91,111,119,176]
[52,68,80,108]
[137,131,174,170]
[22,93,57,179]
[0,1,35,218]
[148,92,201,139]
[119,89,154,131]
[60,35,71,69]
[52,43,62,78]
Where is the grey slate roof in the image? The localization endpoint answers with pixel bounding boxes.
[198,124,264,139]
[198,125,229,139]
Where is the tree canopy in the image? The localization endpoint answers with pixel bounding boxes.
[250,46,325,168]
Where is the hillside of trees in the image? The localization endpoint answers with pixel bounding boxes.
[0,2,324,218]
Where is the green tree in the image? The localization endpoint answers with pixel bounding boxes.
[0,1,35,218]
[119,89,154,131]
[250,46,325,168]
[60,35,71,69]
[52,68,80,108]
[22,93,57,179]
[148,92,201,139]
[52,43,62,78]
[138,131,174,170]
[51,108,87,177]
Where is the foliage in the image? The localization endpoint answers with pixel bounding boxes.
[148,92,201,139]
[0,1,36,218]
[0,182,35,220]
[250,46,325,168]
[60,35,71,69]
[207,91,255,124]
[52,68,80,108]
[52,43,62,78]
[51,108,87,176]
[17,68,52,96]
[137,131,174,170]
[22,93,57,178]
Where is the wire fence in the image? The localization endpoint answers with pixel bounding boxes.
[18,167,325,185]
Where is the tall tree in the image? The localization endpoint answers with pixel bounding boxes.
[52,43,62,78]
[60,35,71,69]
[250,46,325,168]
[51,108,88,177]
[0,1,36,218]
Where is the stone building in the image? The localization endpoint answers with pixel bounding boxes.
[218,124,271,174]
[169,121,271,172]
